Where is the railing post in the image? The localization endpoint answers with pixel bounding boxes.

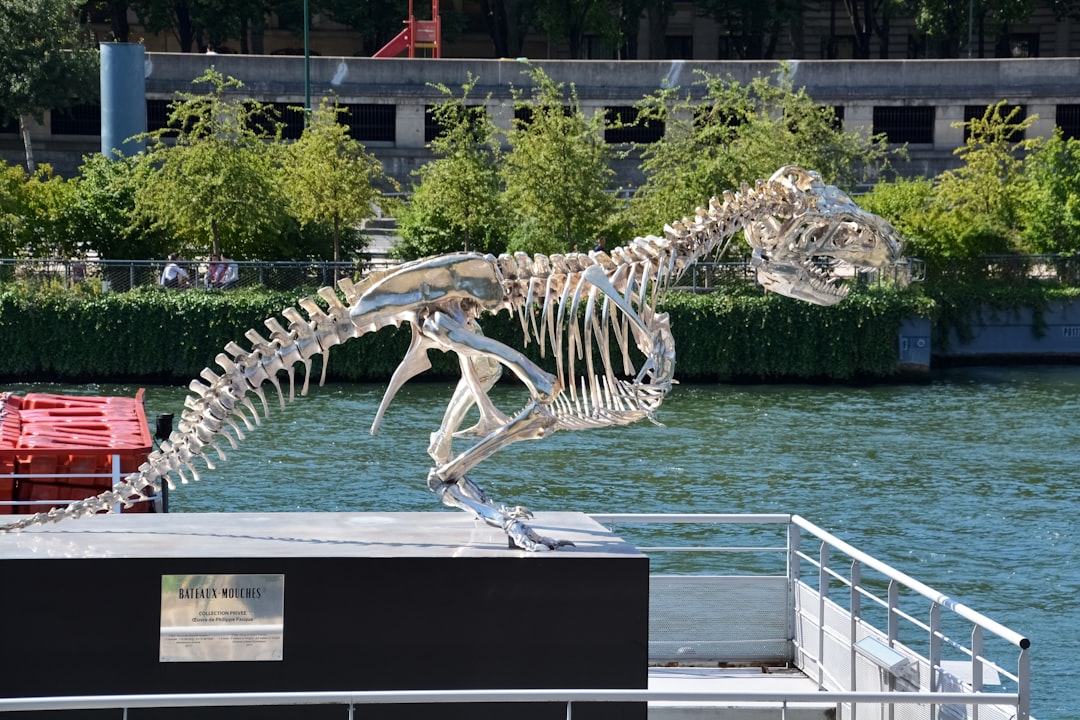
[850,559,861,693]
[111,453,123,514]
[817,541,829,688]
[971,626,983,720]
[887,581,899,643]
[1018,644,1031,720]
[787,522,800,666]
[929,601,942,720]
[788,522,801,583]
[929,602,941,689]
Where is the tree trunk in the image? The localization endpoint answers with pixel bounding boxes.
[175,1,195,52]
[480,0,529,57]
[211,218,220,257]
[480,0,507,57]
[646,4,668,59]
[333,215,341,282]
[845,0,872,58]
[111,0,131,41]
[19,115,36,174]
[333,216,341,264]
[250,13,266,55]
[618,0,640,58]
[876,11,890,58]
[827,0,838,57]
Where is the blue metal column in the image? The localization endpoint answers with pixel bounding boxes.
[100,43,147,157]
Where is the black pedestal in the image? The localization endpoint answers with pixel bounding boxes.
[0,512,648,720]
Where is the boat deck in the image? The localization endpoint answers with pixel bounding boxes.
[648,666,831,719]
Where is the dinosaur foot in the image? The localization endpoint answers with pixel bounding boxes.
[429,471,574,551]
[503,516,575,552]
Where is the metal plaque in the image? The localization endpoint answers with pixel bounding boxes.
[160,574,285,662]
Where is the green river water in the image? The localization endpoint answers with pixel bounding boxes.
[5,366,1076,719]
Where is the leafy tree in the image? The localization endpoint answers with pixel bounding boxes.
[909,0,1034,57]
[580,0,652,59]
[82,0,132,41]
[856,175,939,256]
[479,0,537,57]
[501,65,618,254]
[0,0,99,171]
[131,0,271,52]
[132,69,290,259]
[1017,130,1080,254]
[860,102,1038,266]
[281,98,389,263]
[316,0,411,53]
[533,0,615,59]
[696,0,801,58]
[836,0,904,58]
[928,101,1035,257]
[0,162,28,257]
[910,0,970,56]
[396,78,508,260]
[16,165,81,257]
[130,0,198,51]
[626,67,893,237]
[68,153,173,259]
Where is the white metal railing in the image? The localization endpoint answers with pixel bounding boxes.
[788,514,1031,720]
[0,454,159,512]
[593,513,1031,720]
[0,687,1020,715]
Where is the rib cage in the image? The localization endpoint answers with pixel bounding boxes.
[488,176,809,429]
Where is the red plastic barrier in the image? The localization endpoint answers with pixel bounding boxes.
[0,389,154,515]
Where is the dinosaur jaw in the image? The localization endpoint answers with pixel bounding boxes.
[752,209,906,306]
[755,257,851,306]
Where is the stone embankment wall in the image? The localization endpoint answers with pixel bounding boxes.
[900,300,1080,373]
[5,55,1080,182]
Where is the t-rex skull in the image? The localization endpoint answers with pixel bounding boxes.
[746,166,905,306]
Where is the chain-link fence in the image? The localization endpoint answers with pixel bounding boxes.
[0,258,396,293]
[931,254,1080,286]
[0,255,928,294]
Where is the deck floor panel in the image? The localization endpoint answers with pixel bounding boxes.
[648,667,832,720]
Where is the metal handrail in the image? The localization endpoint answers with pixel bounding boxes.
[0,456,157,510]
[0,687,1020,714]
[592,512,1030,720]
[789,515,1030,650]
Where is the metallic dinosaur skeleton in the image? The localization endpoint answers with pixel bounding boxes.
[0,166,905,549]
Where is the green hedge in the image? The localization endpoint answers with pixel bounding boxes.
[0,285,934,384]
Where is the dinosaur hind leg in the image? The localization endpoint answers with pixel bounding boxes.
[418,309,572,551]
[427,400,571,551]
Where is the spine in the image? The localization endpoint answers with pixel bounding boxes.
[0,286,363,532]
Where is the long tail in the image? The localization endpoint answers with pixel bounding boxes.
[0,286,362,532]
